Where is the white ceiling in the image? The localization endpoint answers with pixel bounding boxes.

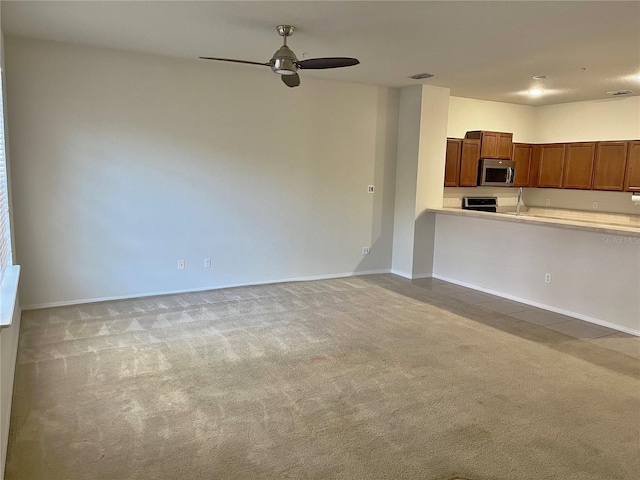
[2,1,639,106]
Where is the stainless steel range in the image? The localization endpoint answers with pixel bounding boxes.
[461,197,498,213]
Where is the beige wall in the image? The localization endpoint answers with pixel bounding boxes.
[447,96,537,143]
[6,37,399,307]
[448,95,640,145]
[535,96,640,143]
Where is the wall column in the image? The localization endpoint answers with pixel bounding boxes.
[391,85,450,278]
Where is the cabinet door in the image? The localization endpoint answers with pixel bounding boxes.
[593,141,628,191]
[537,144,566,188]
[444,139,462,187]
[563,143,595,189]
[512,143,532,187]
[480,132,498,158]
[496,133,514,159]
[625,140,640,192]
[459,139,481,187]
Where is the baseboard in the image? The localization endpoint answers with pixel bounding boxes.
[390,269,412,279]
[410,273,433,279]
[21,269,393,310]
[432,274,640,336]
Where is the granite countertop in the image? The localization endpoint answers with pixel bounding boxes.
[426,206,640,237]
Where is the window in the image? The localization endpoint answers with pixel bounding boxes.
[0,67,10,283]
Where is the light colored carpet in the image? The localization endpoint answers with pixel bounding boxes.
[6,275,640,479]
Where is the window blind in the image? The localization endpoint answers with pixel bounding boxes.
[0,67,12,284]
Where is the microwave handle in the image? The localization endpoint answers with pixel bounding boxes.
[507,167,513,184]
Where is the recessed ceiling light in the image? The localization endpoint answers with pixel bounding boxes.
[410,73,434,80]
[528,89,544,96]
[607,90,633,96]
[532,75,548,80]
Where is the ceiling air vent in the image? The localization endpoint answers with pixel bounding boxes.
[410,73,434,80]
[606,90,633,96]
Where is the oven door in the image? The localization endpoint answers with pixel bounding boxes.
[480,159,516,186]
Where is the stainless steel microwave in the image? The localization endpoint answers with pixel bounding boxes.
[479,159,516,186]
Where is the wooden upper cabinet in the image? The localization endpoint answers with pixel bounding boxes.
[459,139,481,187]
[537,144,566,188]
[496,133,514,159]
[465,131,513,160]
[625,140,640,192]
[593,141,628,191]
[563,142,595,189]
[480,131,499,158]
[444,138,462,187]
[512,143,533,187]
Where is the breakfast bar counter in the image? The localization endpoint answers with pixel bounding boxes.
[426,207,640,238]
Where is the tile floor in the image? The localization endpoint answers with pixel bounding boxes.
[413,277,639,358]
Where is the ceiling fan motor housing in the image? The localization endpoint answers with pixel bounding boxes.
[271,45,298,75]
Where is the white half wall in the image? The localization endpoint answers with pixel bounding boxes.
[0,304,20,479]
[5,37,399,307]
[433,213,640,333]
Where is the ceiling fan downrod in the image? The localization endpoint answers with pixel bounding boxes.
[271,25,298,75]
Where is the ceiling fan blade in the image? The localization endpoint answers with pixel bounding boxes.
[297,57,360,70]
[199,57,270,67]
[281,73,300,88]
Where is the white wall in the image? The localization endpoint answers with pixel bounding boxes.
[433,214,640,334]
[535,96,640,143]
[412,86,449,277]
[5,37,399,307]
[447,96,537,143]
[0,9,23,478]
[391,86,422,277]
[391,85,449,279]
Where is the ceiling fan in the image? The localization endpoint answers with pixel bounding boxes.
[199,25,360,88]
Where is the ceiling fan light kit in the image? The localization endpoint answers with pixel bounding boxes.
[199,25,360,87]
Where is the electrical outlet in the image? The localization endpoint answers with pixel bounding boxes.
[545,199,551,206]
[204,258,211,268]
[544,273,551,284]
[362,247,370,255]
[593,202,598,209]
[178,259,185,270]
[367,185,375,194]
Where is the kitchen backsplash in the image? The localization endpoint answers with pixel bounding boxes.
[524,189,639,215]
[443,187,639,215]
[443,187,519,208]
